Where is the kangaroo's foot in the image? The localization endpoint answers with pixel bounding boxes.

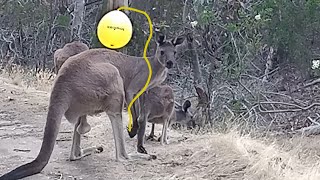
[128,153,157,161]
[137,145,148,154]
[146,134,158,141]
[69,145,103,161]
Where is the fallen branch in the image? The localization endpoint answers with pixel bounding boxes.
[257,102,320,113]
[303,78,320,89]
[258,101,307,109]
[261,91,293,100]
[222,105,235,118]
[259,107,308,113]
[296,124,320,136]
[291,78,320,93]
[238,79,255,99]
[307,116,320,125]
[0,122,21,128]
[56,138,71,142]
[13,149,31,152]
[260,67,279,80]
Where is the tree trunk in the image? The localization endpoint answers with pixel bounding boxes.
[41,0,55,71]
[186,32,202,85]
[71,0,85,41]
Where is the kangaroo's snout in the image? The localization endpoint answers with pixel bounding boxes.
[166,61,173,69]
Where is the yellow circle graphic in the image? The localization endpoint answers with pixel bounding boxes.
[97,10,133,49]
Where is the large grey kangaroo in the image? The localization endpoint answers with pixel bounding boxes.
[128,85,194,153]
[0,32,184,180]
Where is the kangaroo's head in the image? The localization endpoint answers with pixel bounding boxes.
[54,41,89,73]
[155,32,185,69]
[175,100,194,126]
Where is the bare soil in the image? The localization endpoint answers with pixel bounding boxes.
[0,77,320,180]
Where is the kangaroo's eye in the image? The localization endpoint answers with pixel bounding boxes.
[161,51,165,55]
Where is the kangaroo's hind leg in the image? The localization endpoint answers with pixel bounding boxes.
[162,118,170,145]
[147,123,158,141]
[107,94,155,161]
[69,115,103,161]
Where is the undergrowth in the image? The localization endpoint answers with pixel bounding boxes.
[1,62,320,180]
[0,62,56,92]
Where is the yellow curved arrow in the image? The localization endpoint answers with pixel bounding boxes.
[117,6,153,132]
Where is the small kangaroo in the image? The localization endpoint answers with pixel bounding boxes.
[129,85,194,152]
[148,95,194,144]
[140,85,175,146]
[0,32,184,180]
[53,41,89,74]
[172,100,195,129]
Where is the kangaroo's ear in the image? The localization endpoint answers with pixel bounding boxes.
[182,100,191,112]
[155,31,166,45]
[171,36,185,46]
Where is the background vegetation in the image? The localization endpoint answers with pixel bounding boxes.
[1,0,320,136]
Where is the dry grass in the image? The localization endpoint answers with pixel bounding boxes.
[0,62,56,92]
[150,129,320,179]
[227,131,320,180]
[146,124,320,179]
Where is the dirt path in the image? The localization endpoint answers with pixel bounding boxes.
[0,77,319,180]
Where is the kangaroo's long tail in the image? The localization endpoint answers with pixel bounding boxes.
[0,99,66,180]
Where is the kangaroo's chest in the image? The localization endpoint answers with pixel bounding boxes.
[148,69,168,90]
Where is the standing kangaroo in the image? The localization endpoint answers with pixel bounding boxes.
[0,33,184,180]
[129,85,194,151]
[53,41,89,74]
[139,85,175,146]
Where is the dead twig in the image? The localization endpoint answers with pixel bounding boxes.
[260,67,279,80]
[303,78,320,89]
[291,78,320,93]
[222,105,235,118]
[0,122,21,128]
[261,91,292,99]
[258,93,277,128]
[13,149,31,152]
[56,138,72,142]
[258,102,320,113]
[261,91,307,106]
[307,116,320,125]
[297,124,320,136]
[259,101,311,109]
[238,79,255,99]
